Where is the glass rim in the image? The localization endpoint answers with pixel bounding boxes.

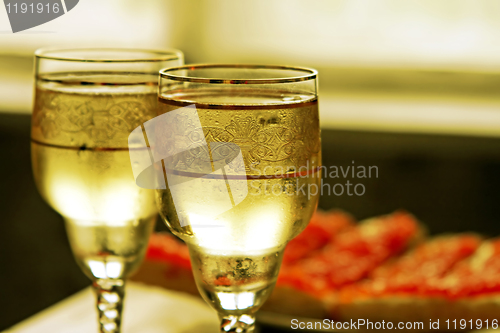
[34,47,183,63]
[159,64,318,85]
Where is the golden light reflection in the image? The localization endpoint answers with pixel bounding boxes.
[189,202,285,254]
[51,178,93,221]
[50,178,147,225]
[217,291,255,311]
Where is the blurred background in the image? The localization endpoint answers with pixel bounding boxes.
[1,0,500,331]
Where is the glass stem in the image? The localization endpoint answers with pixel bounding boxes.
[219,314,256,333]
[93,279,125,333]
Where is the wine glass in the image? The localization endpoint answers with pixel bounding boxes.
[150,64,320,332]
[31,48,183,333]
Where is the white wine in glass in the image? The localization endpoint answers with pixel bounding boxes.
[31,48,183,333]
[153,65,320,332]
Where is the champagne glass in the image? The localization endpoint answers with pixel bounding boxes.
[31,48,183,333]
[153,64,320,332]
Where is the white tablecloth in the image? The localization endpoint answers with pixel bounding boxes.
[4,282,219,333]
